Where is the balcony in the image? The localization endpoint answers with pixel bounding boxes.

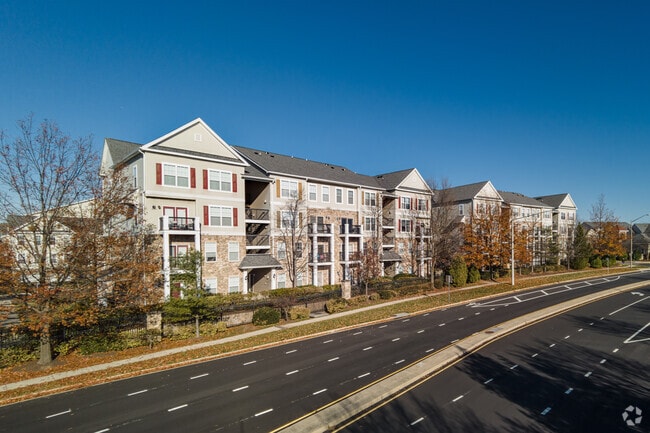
[308,224,333,234]
[383,217,394,227]
[245,207,270,221]
[159,217,197,231]
[416,227,432,237]
[309,252,332,263]
[382,235,395,245]
[340,224,362,235]
[246,234,270,248]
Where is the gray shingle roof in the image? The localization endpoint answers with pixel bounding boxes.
[239,254,282,270]
[233,146,383,188]
[438,181,491,203]
[535,193,570,208]
[374,169,415,190]
[105,138,142,167]
[499,191,550,208]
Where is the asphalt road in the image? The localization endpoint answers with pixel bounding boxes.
[0,271,648,433]
[339,284,650,432]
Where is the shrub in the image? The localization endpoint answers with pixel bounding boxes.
[393,273,416,280]
[54,340,78,356]
[325,298,348,314]
[590,256,603,269]
[467,266,481,284]
[434,277,444,289]
[377,290,397,299]
[0,347,36,368]
[368,292,380,301]
[449,256,468,288]
[288,306,311,320]
[78,333,127,355]
[252,307,281,326]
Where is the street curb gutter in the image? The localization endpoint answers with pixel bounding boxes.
[275,281,649,433]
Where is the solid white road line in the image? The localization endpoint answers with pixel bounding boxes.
[313,389,327,395]
[358,372,371,378]
[531,353,539,358]
[417,330,425,333]
[323,339,334,344]
[190,373,209,380]
[46,409,71,419]
[584,371,593,377]
[565,388,574,395]
[379,325,388,329]
[353,331,363,335]
[452,395,464,402]
[410,417,424,425]
[600,359,607,364]
[168,404,188,412]
[127,389,148,396]
[363,346,373,351]
[425,348,435,353]
[328,357,339,362]
[609,297,648,316]
[613,348,619,353]
[484,378,494,384]
[232,386,249,392]
[394,359,405,365]
[255,408,273,417]
[94,429,110,433]
[510,364,519,370]
[549,343,556,348]
[541,407,552,415]
[392,338,401,342]
[285,349,297,354]
[286,370,299,375]
[243,360,257,366]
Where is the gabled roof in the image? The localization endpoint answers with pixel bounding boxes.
[535,193,577,210]
[239,254,282,270]
[499,191,551,208]
[141,118,249,166]
[233,145,383,189]
[439,181,502,204]
[375,168,431,193]
[102,138,142,171]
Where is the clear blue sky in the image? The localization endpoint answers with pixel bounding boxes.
[2,1,649,223]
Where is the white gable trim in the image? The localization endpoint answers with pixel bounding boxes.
[141,118,249,166]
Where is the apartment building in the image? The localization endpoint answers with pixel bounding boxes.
[436,181,577,265]
[100,119,432,297]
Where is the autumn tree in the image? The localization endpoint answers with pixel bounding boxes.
[463,203,510,279]
[428,179,462,282]
[0,115,97,364]
[589,194,625,259]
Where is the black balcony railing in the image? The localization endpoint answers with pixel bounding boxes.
[160,217,196,231]
[308,224,333,234]
[245,207,270,221]
[246,234,270,247]
[309,252,332,262]
[340,224,362,235]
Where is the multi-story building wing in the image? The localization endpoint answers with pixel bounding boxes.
[535,193,578,260]
[101,118,250,298]
[499,191,554,265]
[375,169,433,277]
[440,180,504,222]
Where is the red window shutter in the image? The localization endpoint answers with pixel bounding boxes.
[398,197,401,209]
[156,163,162,185]
[232,173,238,192]
[398,219,401,232]
[233,207,238,226]
[190,168,196,188]
[203,170,208,189]
[203,206,209,226]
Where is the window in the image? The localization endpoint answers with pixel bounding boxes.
[280,210,296,229]
[398,242,405,254]
[132,165,138,189]
[205,278,217,294]
[309,184,317,201]
[295,241,303,258]
[417,199,427,211]
[401,197,411,210]
[35,235,42,246]
[322,186,330,203]
[205,242,217,262]
[400,219,412,232]
[459,204,464,216]
[281,180,298,198]
[561,212,566,220]
[228,276,239,293]
[544,210,551,219]
[513,207,520,217]
[336,188,343,204]
[296,272,304,287]
[163,163,189,187]
[364,192,376,207]
[209,206,233,226]
[277,273,286,289]
[208,170,232,192]
[228,242,239,261]
[277,241,286,260]
[347,190,354,205]
[364,216,376,232]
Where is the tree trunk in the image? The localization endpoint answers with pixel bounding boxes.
[38,324,52,365]
[195,315,200,338]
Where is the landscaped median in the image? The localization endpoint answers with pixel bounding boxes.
[273,278,649,433]
[0,268,637,405]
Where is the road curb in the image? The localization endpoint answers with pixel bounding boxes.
[274,280,649,433]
